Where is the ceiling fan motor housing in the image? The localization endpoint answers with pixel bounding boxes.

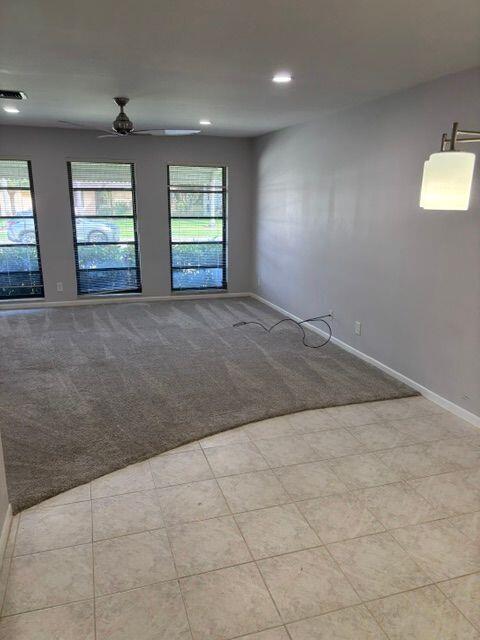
[113,97,134,134]
[113,112,134,134]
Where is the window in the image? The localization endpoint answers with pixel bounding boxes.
[0,160,44,299]
[168,165,227,290]
[68,161,141,295]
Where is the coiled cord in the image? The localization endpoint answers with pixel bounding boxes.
[233,313,332,349]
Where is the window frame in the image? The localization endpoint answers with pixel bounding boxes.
[0,158,45,300]
[67,160,142,296]
[167,164,227,292]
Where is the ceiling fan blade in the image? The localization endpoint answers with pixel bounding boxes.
[58,120,113,134]
[97,134,121,138]
[133,129,201,136]
[165,129,201,136]
[133,130,167,136]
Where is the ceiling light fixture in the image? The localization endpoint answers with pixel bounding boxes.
[199,120,212,126]
[3,106,19,113]
[272,72,292,84]
[420,122,480,210]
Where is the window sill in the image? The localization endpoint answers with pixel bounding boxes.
[170,288,228,295]
[78,291,143,301]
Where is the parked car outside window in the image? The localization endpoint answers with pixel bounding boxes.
[6,218,120,244]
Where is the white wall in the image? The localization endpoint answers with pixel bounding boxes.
[254,67,480,417]
[0,126,254,301]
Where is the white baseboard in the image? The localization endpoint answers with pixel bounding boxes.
[251,293,480,428]
[0,505,12,567]
[0,291,251,311]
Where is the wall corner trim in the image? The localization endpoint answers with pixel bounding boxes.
[250,293,480,428]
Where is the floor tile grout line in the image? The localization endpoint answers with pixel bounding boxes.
[8,540,94,561]
[18,528,475,594]
[24,497,92,514]
[364,576,480,637]
[436,576,480,633]
[248,434,480,479]
[12,402,459,508]
[11,463,480,543]
[158,458,254,580]
[199,444,283,638]
[213,458,374,635]
[203,448,288,637]
[7,508,480,594]
[0,555,13,619]
[90,498,97,640]
[0,595,94,620]
[4,559,479,629]
[5,400,479,631]
[287,601,395,640]
[328,527,434,595]
[0,515,19,617]
[447,510,480,541]
[160,520,196,640]
[227,623,292,640]
[321,539,369,611]
[12,538,97,560]
[12,482,480,558]
[6,565,480,634]
[6,561,479,623]
[22,430,478,513]
[272,468,350,505]
[345,413,478,445]
[381,523,457,585]
[363,593,406,640]
[254,441,477,477]
[402,476,480,522]
[435,581,480,634]
[233,513,323,564]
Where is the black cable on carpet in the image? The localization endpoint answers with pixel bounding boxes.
[233,313,332,348]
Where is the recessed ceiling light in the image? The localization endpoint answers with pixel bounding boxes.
[199,119,212,126]
[3,106,19,113]
[272,72,292,84]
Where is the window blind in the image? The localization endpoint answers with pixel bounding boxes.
[0,160,44,299]
[68,162,142,295]
[168,165,227,290]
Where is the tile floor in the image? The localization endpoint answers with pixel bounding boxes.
[0,396,479,639]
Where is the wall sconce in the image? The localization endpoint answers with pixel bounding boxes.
[420,122,480,210]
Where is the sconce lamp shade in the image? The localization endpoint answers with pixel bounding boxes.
[420,151,475,210]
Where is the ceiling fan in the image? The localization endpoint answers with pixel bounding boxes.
[59,97,201,138]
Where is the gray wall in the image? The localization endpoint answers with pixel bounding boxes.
[0,126,254,301]
[254,67,480,416]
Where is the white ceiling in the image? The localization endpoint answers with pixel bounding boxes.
[1,0,479,136]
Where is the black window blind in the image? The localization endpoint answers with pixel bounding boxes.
[168,165,227,290]
[68,162,142,295]
[0,160,44,299]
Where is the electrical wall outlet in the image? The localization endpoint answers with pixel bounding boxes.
[354,321,362,335]
[56,282,63,292]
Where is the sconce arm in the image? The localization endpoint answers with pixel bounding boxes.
[441,122,480,151]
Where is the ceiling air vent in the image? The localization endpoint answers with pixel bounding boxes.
[0,90,28,100]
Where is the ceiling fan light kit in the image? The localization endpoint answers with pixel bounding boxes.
[420,121,480,211]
